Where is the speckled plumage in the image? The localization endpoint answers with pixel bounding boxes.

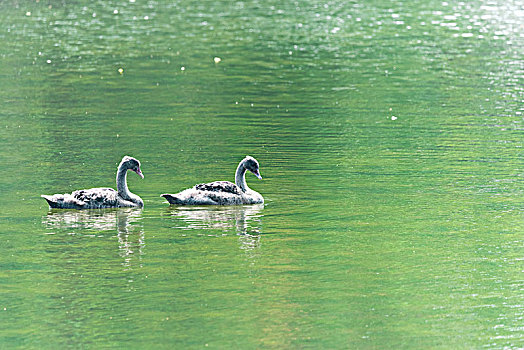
[161,156,264,206]
[195,181,242,195]
[42,156,144,209]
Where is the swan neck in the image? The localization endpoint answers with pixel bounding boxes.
[116,164,132,200]
[235,161,249,192]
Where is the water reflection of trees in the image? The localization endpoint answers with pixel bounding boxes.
[42,208,145,266]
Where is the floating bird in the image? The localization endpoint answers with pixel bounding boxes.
[42,156,144,209]
[161,156,264,205]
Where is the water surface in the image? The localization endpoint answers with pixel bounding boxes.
[1,0,523,348]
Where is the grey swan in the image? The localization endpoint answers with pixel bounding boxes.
[161,156,264,205]
[41,156,144,209]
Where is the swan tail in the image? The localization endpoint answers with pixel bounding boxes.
[41,195,61,208]
[41,194,84,209]
[161,193,184,205]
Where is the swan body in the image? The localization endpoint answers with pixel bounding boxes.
[161,156,264,205]
[42,156,144,209]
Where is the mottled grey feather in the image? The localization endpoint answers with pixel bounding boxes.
[194,181,241,195]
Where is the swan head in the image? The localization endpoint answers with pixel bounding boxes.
[121,156,144,179]
[243,156,262,179]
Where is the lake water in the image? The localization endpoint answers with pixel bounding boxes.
[1,0,523,348]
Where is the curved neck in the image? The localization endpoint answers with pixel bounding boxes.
[235,161,249,192]
[116,165,132,200]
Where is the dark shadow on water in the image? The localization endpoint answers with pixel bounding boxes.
[164,204,264,237]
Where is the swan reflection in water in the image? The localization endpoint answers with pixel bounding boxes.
[42,208,144,266]
[167,204,263,234]
[167,204,264,252]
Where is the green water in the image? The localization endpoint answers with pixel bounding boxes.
[1,0,523,348]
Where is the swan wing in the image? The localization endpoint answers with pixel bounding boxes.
[72,188,118,206]
[194,181,242,195]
